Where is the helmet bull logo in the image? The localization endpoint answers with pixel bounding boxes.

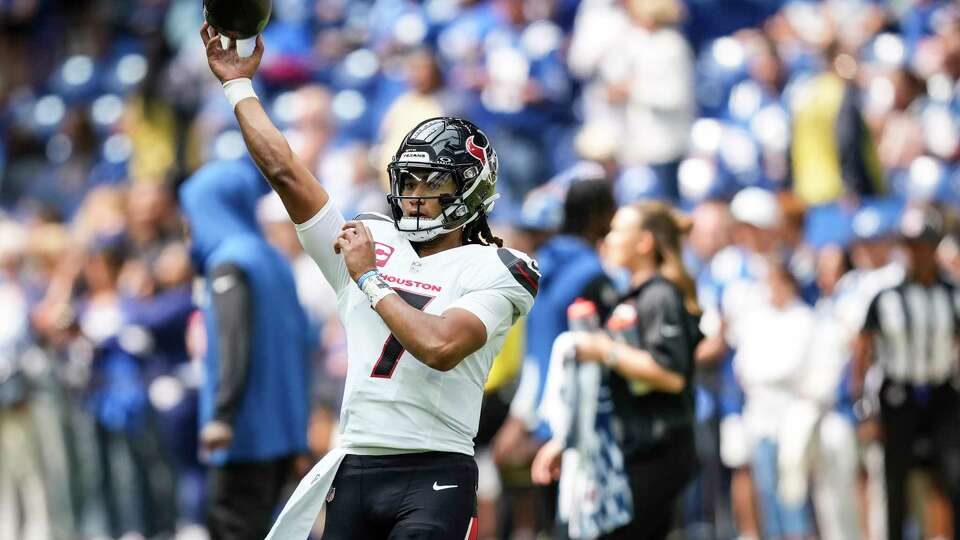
[465,136,486,166]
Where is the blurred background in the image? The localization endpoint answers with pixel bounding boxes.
[3,0,960,539]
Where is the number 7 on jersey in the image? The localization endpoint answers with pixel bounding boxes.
[371,289,435,378]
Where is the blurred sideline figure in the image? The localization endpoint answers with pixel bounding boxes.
[179,159,312,540]
[534,202,701,540]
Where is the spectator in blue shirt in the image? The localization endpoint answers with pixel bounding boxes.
[179,159,312,540]
[493,178,618,461]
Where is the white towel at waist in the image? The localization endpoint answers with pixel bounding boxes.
[265,447,348,539]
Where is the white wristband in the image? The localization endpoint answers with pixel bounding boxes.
[361,274,397,308]
[223,78,258,109]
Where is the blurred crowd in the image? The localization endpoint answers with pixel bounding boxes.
[5,0,960,539]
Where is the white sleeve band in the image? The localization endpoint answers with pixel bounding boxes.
[361,275,397,308]
[223,78,258,109]
[295,202,352,295]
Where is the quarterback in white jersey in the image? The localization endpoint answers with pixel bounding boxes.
[201,26,538,539]
[297,207,536,455]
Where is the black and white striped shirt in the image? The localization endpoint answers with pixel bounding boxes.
[863,277,960,386]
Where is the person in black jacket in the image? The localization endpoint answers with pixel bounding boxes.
[533,201,701,540]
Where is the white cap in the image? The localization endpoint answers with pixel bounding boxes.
[852,207,883,240]
[730,187,779,229]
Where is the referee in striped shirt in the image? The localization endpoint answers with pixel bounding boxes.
[854,205,960,540]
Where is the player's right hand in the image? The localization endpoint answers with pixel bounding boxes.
[335,221,377,281]
[200,22,264,83]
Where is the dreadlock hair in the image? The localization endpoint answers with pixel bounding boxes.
[463,210,503,247]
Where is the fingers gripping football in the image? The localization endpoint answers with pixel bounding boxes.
[200,21,265,83]
[334,221,377,281]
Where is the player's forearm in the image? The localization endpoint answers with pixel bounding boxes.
[374,296,467,371]
[235,98,295,179]
[234,99,328,222]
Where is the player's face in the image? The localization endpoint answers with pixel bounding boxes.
[398,170,458,220]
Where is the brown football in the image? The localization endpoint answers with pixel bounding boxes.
[203,0,272,40]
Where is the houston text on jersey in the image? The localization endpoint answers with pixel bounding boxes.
[380,273,443,292]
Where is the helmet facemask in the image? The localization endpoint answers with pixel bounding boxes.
[387,167,476,242]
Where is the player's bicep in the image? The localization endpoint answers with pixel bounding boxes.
[445,289,516,355]
[295,203,351,294]
[440,308,489,359]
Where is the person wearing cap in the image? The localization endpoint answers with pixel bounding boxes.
[853,205,960,540]
[712,188,784,342]
[707,187,782,540]
[824,201,904,540]
[782,245,862,540]
[731,255,817,540]
[845,202,905,300]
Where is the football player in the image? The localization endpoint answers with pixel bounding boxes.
[201,25,539,539]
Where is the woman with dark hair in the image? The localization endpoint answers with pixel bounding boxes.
[533,202,701,540]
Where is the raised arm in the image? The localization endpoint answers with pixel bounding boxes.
[200,23,327,224]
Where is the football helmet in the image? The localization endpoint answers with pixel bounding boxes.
[387,117,499,242]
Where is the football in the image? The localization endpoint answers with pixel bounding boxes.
[203,0,272,40]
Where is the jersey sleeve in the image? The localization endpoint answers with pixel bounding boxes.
[493,247,539,315]
[295,202,351,295]
[446,247,540,340]
[446,288,515,339]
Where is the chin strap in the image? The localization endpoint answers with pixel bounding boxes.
[399,227,445,243]
[396,216,446,242]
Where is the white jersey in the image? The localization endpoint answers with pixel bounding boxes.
[296,204,538,455]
